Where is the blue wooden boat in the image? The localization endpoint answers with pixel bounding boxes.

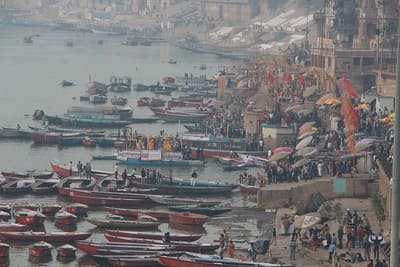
[58,136,86,147]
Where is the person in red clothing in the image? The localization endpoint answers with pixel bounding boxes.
[367,259,373,267]
[228,240,235,258]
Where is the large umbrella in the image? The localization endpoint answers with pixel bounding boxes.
[296,136,313,150]
[355,142,374,152]
[298,108,313,116]
[294,212,321,229]
[324,97,341,106]
[297,130,316,140]
[285,104,305,112]
[298,126,317,136]
[299,122,316,132]
[295,146,318,157]
[269,152,291,162]
[316,93,334,105]
[303,86,317,98]
[273,147,293,154]
[356,103,370,110]
[292,158,310,168]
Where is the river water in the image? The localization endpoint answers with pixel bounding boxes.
[0,25,273,266]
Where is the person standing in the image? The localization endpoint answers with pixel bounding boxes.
[77,161,82,176]
[69,161,73,176]
[228,240,235,258]
[141,168,146,183]
[289,238,296,261]
[219,234,225,259]
[338,225,344,249]
[114,163,119,179]
[122,168,127,185]
[328,242,336,263]
[364,235,371,261]
[272,227,277,245]
[87,162,92,178]
[190,169,197,187]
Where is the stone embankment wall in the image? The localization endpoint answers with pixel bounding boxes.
[257,176,379,209]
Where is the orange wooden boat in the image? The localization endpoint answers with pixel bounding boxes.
[168,212,207,226]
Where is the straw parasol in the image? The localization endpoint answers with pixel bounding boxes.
[316,93,334,105]
[285,104,305,112]
[273,147,293,154]
[303,86,317,98]
[356,103,370,110]
[324,97,341,106]
[269,151,291,162]
[296,136,313,150]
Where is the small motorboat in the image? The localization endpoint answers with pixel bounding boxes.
[0,222,29,232]
[111,96,128,106]
[14,209,45,226]
[0,231,92,242]
[56,244,76,258]
[64,203,88,216]
[61,80,75,87]
[31,179,58,194]
[0,211,10,222]
[2,179,34,194]
[41,204,62,215]
[82,138,96,147]
[105,230,202,242]
[0,243,9,257]
[86,217,160,229]
[29,241,52,257]
[54,210,77,225]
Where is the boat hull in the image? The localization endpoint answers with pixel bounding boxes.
[119,158,204,167]
[168,213,207,226]
[0,232,91,242]
[105,230,201,242]
[70,195,146,206]
[105,208,169,221]
[86,219,160,229]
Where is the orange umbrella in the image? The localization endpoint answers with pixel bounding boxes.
[324,97,341,106]
[316,93,334,105]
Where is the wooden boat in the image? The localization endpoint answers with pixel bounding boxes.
[149,195,220,206]
[107,257,162,267]
[118,156,204,167]
[57,177,97,195]
[0,231,91,242]
[105,230,201,242]
[111,97,128,106]
[56,244,76,258]
[108,76,132,92]
[14,209,46,226]
[82,138,96,147]
[137,97,165,107]
[29,241,52,257]
[70,194,146,206]
[14,204,39,211]
[61,80,75,87]
[1,170,53,180]
[168,100,202,109]
[31,179,58,194]
[0,127,31,139]
[59,188,150,202]
[2,180,34,194]
[151,108,209,123]
[75,241,171,256]
[105,207,170,221]
[29,131,81,144]
[92,154,117,160]
[95,176,126,191]
[54,210,77,225]
[181,134,267,159]
[104,234,218,252]
[0,211,10,222]
[239,184,260,194]
[168,212,207,226]
[158,256,294,267]
[86,218,160,229]
[41,204,62,215]
[0,205,11,214]
[64,204,88,216]
[168,59,177,64]
[169,205,232,216]
[89,94,108,104]
[0,222,29,232]
[130,181,232,195]
[51,162,111,179]
[0,243,9,257]
[183,123,208,133]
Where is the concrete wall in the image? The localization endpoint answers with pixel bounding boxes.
[257,177,379,209]
[377,160,392,219]
[262,124,295,149]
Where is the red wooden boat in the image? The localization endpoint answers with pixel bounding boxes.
[0,211,10,222]
[70,195,146,206]
[14,204,39,211]
[14,209,45,226]
[82,139,96,147]
[104,234,218,252]
[108,257,162,267]
[50,162,110,179]
[0,231,91,242]
[41,204,62,215]
[168,212,208,226]
[105,230,202,242]
[105,207,170,221]
[30,131,81,144]
[57,177,97,195]
[0,222,29,232]
[167,99,202,108]
[29,241,52,257]
[0,243,9,257]
[56,244,76,258]
[75,241,171,256]
[64,204,88,216]
[54,210,77,225]
[239,183,260,194]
